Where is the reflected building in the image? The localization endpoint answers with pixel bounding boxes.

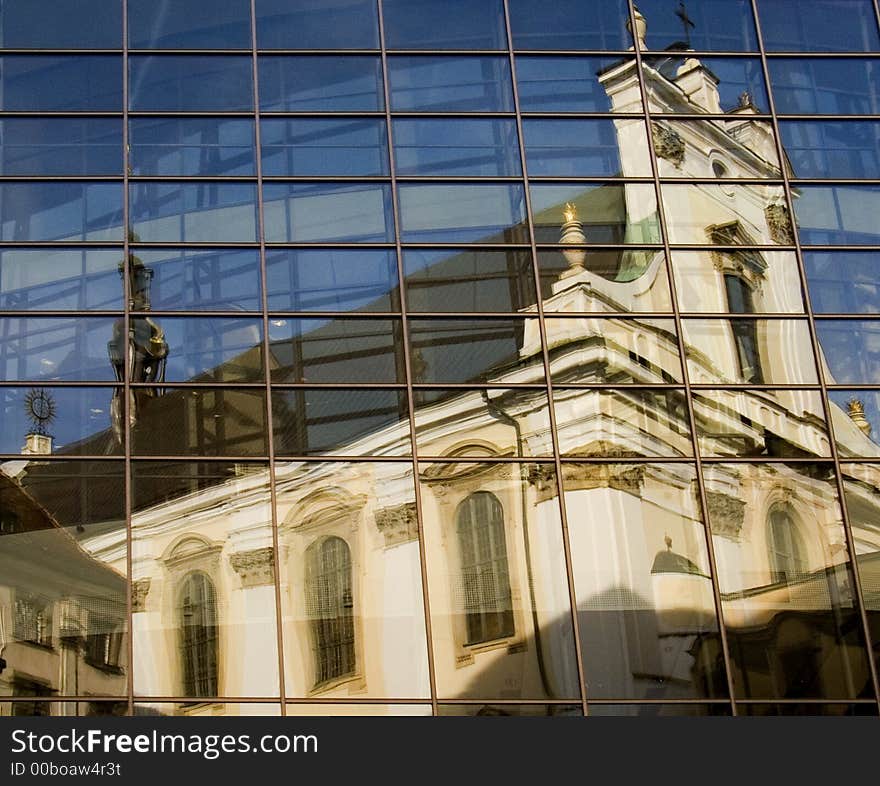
[1,1,880,717]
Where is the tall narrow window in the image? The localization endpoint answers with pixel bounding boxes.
[179,572,218,698]
[13,591,52,647]
[455,491,514,645]
[306,536,356,686]
[768,509,807,583]
[724,273,764,383]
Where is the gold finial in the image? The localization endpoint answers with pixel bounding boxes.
[563,202,578,223]
[848,397,872,437]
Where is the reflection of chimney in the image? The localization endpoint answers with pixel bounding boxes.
[848,398,872,437]
[559,202,587,279]
[22,433,52,455]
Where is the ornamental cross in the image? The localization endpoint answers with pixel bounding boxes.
[675,0,696,47]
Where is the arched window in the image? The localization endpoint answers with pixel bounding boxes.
[455,492,514,645]
[724,273,764,383]
[768,509,807,583]
[306,536,355,686]
[179,572,218,698]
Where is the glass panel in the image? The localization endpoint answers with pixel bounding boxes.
[255,0,379,49]
[285,704,431,716]
[127,249,262,312]
[387,56,513,112]
[794,185,880,245]
[261,118,388,177]
[413,388,553,457]
[272,389,410,457]
[816,319,880,384]
[0,317,117,382]
[705,462,871,700]
[0,248,123,312]
[438,704,582,716]
[588,704,731,716]
[508,0,629,50]
[757,0,880,52]
[263,182,393,244]
[147,316,264,383]
[129,56,254,111]
[644,56,769,114]
[135,703,281,716]
[131,462,279,699]
[268,317,403,384]
[671,251,804,314]
[829,391,880,457]
[128,0,251,49]
[530,183,661,245]
[523,118,650,178]
[544,317,683,385]
[407,318,537,384]
[0,387,120,455]
[805,251,880,314]
[129,118,256,177]
[554,388,692,458]
[0,119,122,177]
[277,461,430,698]
[768,58,880,114]
[403,249,536,313]
[564,463,723,699]
[736,703,877,716]
[131,388,268,457]
[693,389,831,458]
[515,56,639,114]
[266,249,399,313]
[418,461,580,700]
[682,319,818,385]
[0,56,122,111]
[383,0,507,50]
[634,0,758,51]
[129,182,258,243]
[258,56,384,112]
[1,461,127,703]
[398,184,527,244]
[780,121,880,180]
[537,248,672,312]
[0,0,121,48]
[393,118,520,177]
[0,182,123,242]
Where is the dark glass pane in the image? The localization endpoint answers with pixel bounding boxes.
[706,462,871,700]
[260,118,388,177]
[438,705,582,716]
[127,249,262,311]
[258,56,384,111]
[794,185,880,245]
[128,0,251,49]
[403,249,536,312]
[804,251,880,313]
[829,391,880,456]
[382,0,506,50]
[757,0,880,52]
[636,0,757,51]
[523,118,650,177]
[530,183,661,245]
[266,249,399,313]
[129,118,255,177]
[393,118,520,177]
[817,319,880,384]
[0,248,123,311]
[515,56,637,113]
[508,0,629,50]
[255,0,379,49]
[263,183,393,243]
[0,118,122,176]
[0,387,120,455]
[0,317,116,381]
[272,389,409,456]
[737,703,877,716]
[398,184,527,243]
[768,58,880,114]
[645,56,769,114]
[0,0,122,48]
[387,56,513,112]
[283,705,430,716]
[694,389,830,458]
[131,388,268,457]
[781,121,880,180]
[268,317,403,383]
[129,182,258,243]
[129,56,253,111]
[0,56,121,111]
[589,705,731,716]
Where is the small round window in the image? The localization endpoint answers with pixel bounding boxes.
[712,160,728,178]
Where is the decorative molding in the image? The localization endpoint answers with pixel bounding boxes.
[374,502,419,547]
[705,490,745,540]
[651,122,685,167]
[230,547,275,587]
[131,578,152,613]
[764,203,795,245]
[531,459,645,503]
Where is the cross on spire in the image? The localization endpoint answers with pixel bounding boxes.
[675,0,696,47]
